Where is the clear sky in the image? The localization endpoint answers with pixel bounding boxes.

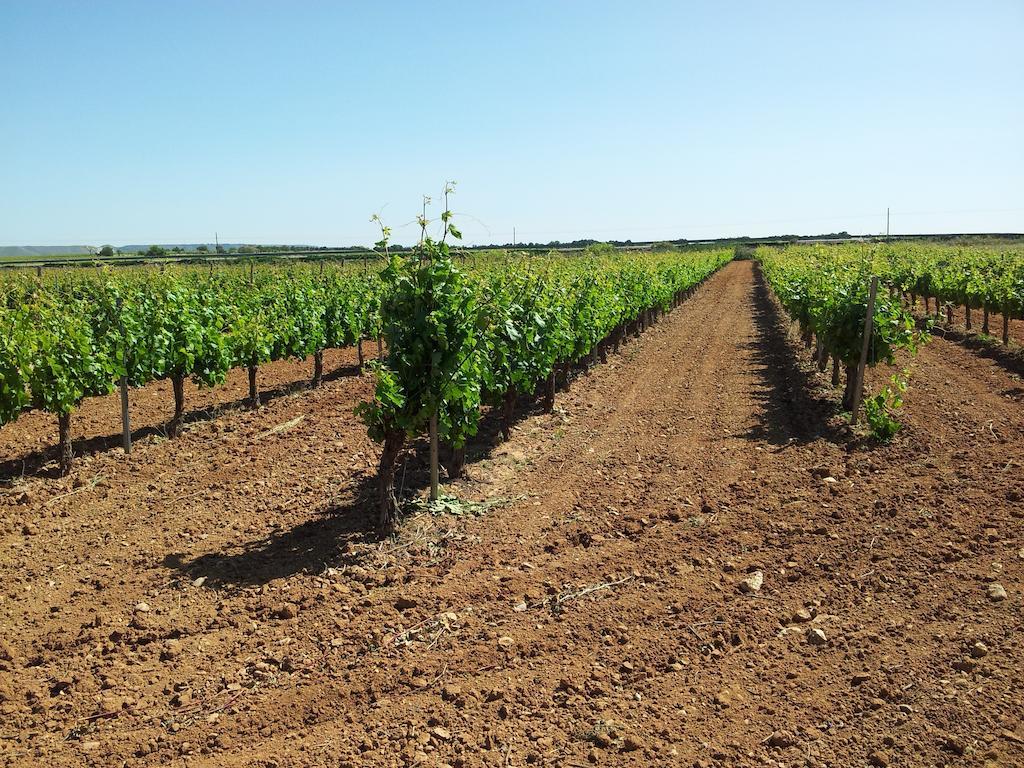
[2,1,1022,247]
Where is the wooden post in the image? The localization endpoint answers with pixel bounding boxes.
[120,375,131,453]
[543,370,556,413]
[58,412,73,476]
[312,349,323,386]
[116,298,131,454]
[850,276,879,425]
[429,411,439,501]
[248,364,259,407]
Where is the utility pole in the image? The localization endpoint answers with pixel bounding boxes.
[512,226,516,248]
[886,208,890,240]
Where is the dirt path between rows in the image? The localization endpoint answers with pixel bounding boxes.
[1,261,1021,768]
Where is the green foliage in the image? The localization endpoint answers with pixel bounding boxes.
[359,186,483,448]
[23,291,117,416]
[0,260,382,430]
[583,242,618,258]
[0,305,30,423]
[878,242,1024,317]
[864,371,909,441]
[0,223,730,486]
[152,276,233,387]
[358,194,732,455]
[758,238,1024,359]
[98,245,115,258]
[479,266,562,405]
[733,244,756,260]
[758,245,926,366]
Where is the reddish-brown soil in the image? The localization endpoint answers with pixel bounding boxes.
[0,346,370,480]
[1,261,1022,768]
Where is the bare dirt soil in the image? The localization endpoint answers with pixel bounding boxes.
[1,261,1022,768]
[0,346,370,480]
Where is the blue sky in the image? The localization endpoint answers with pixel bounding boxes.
[2,1,1022,246]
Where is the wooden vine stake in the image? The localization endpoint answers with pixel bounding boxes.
[116,298,131,454]
[850,276,878,425]
[429,411,440,501]
[120,376,131,452]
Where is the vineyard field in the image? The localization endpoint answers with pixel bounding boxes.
[0,248,731,481]
[5,2,1022,763]
[0,253,1022,768]
[758,242,1024,346]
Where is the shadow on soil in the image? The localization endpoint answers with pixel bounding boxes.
[740,266,846,446]
[166,334,638,588]
[0,361,364,483]
[170,471,384,588]
[164,291,702,588]
[167,390,557,588]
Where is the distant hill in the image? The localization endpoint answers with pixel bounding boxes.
[0,245,94,257]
